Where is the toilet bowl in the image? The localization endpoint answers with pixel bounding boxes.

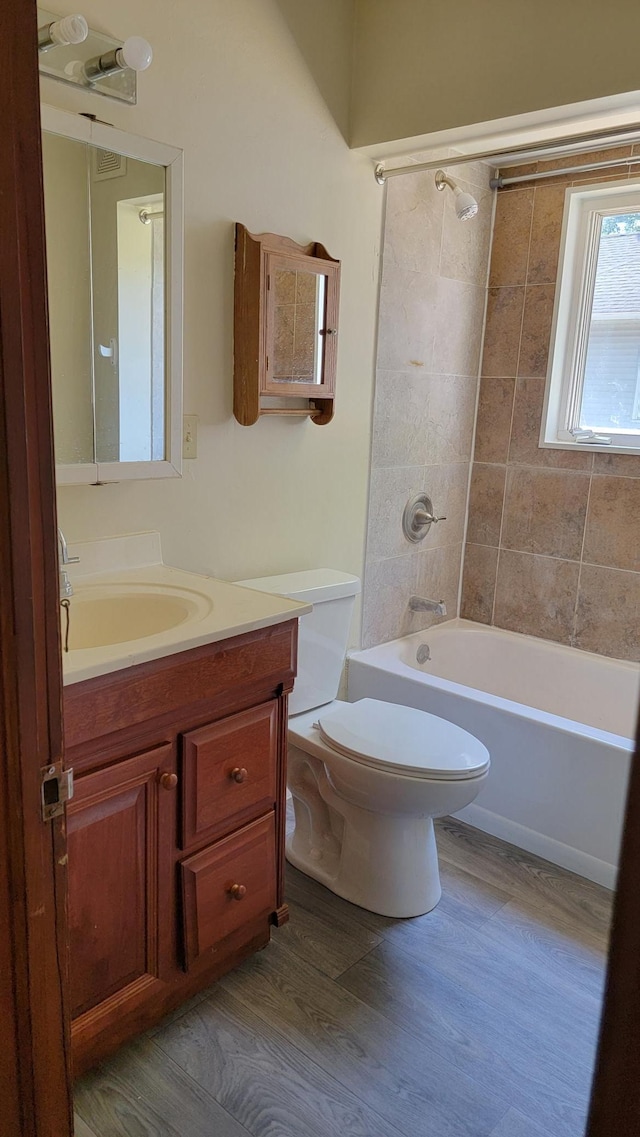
[236,570,490,919]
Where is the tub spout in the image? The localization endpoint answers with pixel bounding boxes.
[409,596,447,617]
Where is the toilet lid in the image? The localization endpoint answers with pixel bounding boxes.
[316,699,490,780]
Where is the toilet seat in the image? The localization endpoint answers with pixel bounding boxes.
[315,698,489,781]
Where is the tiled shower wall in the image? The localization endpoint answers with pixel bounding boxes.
[362,161,493,648]
[461,148,640,662]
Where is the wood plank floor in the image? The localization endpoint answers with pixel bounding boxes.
[74,817,612,1137]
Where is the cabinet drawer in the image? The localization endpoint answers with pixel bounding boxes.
[181,813,276,967]
[181,701,278,849]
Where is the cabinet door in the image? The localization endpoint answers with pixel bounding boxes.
[68,744,175,1022]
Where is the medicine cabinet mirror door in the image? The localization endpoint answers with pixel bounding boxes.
[41,106,183,485]
[264,253,340,398]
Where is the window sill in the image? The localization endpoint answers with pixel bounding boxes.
[539,439,640,457]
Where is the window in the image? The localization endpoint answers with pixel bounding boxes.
[541,181,640,454]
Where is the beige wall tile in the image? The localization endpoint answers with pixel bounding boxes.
[466,463,506,546]
[461,543,499,624]
[494,551,579,644]
[414,543,463,627]
[361,554,419,648]
[482,287,524,377]
[474,376,515,464]
[502,466,589,560]
[517,284,555,377]
[489,189,533,287]
[432,278,486,377]
[367,466,426,560]
[373,373,476,470]
[508,377,592,470]
[583,476,640,572]
[371,371,430,468]
[383,170,444,274]
[459,145,640,660]
[575,565,640,662]
[422,463,470,549]
[376,264,438,373]
[593,452,640,478]
[425,375,478,464]
[446,158,493,190]
[527,185,565,285]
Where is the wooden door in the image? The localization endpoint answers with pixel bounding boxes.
[69,745,176,1064]
[0,1,72,1134]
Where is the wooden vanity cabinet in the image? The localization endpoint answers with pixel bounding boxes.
[63,620,296,1075]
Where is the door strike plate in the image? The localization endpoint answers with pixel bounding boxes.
[41,763,74,821]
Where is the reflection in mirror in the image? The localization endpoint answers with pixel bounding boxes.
[42,133,94,464]
[42,134,166,465]
[272,267,326,384]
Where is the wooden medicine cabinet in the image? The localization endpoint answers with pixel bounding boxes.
[234,224,340,425]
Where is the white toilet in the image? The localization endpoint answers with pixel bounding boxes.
[238,570,490,919]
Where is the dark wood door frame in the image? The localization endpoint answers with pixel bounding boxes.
[0,1,72,1134]
[587,715,640,1136]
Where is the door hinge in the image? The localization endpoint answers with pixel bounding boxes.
[41,763,74,821]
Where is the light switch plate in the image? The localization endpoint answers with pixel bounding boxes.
[183,415,198,459]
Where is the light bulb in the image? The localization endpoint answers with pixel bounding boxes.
[53,14,88,45]
[118,36,153,72]
[38,13,88,52]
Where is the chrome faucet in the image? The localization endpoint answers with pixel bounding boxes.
[57,528,79,599]
[409,595,447,617]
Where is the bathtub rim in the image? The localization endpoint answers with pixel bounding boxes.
[348,618,637,754]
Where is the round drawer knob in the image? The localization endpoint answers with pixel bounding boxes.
[230,767,248,784]
[229,883,247,901]
[159,772,178,790]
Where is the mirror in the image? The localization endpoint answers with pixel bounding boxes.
[271,267,327,385]
[41,107,183,483]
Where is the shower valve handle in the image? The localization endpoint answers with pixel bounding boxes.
[402,494,447,543]
[415,508,446,525]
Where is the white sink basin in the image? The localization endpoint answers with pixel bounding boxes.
[58,539,311,687]
[62,583,213,650]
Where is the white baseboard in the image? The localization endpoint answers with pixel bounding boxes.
[454,803,617,891]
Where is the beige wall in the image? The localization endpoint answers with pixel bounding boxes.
[351,0,640,148]
[45,0,382,644]
[362,159,493,648]
[461,147,640,662]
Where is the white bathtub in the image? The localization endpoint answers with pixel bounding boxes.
[348,619,640,889]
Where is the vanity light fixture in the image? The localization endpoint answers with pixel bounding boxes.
[37,7,152,104]
[37,13,88,51]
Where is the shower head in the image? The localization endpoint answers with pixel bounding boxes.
[435,170,479,221]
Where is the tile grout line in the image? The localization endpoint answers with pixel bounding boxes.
[459,170,497,621]
[489,190,535,624]
[571,468,594,647]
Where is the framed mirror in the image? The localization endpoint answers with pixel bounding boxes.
[41,106,183,483]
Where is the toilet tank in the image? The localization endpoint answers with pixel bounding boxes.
[235,570,361,715]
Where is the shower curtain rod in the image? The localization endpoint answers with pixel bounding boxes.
[491,152,640,188]
[374,121,640,184]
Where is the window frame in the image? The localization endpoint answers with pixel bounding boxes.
[541,179,640,456]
